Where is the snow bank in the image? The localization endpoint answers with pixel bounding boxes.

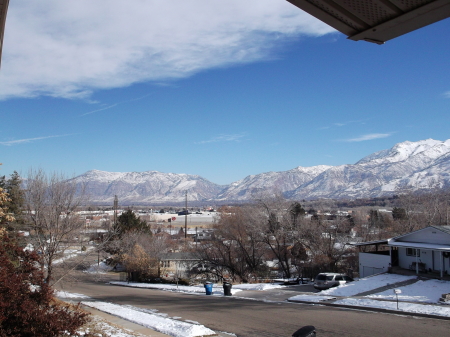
[82,301,216,337]
[334,298,450,317]
[109,281,285,295]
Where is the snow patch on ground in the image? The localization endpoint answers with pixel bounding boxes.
[109,281,285,295]
[82,301,216,337]
[367,279,449,303]
[334,298,450,317]
[288,295,336,302]
[84,262,114,274]
[319,274,417,296]
[56,291,90,299]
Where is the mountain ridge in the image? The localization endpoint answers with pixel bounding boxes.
[74,138,450,204]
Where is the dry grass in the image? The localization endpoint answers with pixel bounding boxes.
[76,313,147,337]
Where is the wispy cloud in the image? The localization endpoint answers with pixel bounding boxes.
[0,0,334,100]
[318,119,368,130]
[196,133,246,144]
[0,134,76,146]
[81,93,153,116]
[343,133,392,142]
[81,104,118,116]
[444,91,450,98]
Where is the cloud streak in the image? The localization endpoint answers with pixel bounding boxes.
[0,0,334,100]
[196,133,246,144]
[0,134,76,146]
[343,133,392,142]
[81,93,153,116]
[318,119,368,130]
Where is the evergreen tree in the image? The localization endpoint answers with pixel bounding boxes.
[113,209,150,237]
[392,207,407,220]
[4,171,25,229]
[289,202,305,226]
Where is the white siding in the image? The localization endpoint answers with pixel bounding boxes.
[359,252,390,278]
[398,248,450,274]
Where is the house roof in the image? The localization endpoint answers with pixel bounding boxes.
[287,0,450,44]
[391,225,450,241]
[388,225,450,250]
[433,225,450,235]
[387,240,450,251]
[352,239,389,247]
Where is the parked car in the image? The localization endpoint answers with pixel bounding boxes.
[313,273,353,290]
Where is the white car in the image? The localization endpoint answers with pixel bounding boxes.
[313,273,353,290]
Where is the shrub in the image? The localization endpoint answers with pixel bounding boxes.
[0,234,89,336]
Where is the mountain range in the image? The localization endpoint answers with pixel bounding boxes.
[74,138,450,204]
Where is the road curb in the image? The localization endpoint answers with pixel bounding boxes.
[287,299,450,321]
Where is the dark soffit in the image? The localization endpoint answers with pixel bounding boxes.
[287,0,450,44]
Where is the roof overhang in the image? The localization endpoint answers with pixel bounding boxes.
[352,239,388,246]
[0,0,9,68]
[388,239,450,251]
[287,0,450,44]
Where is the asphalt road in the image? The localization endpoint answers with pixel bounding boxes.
[58,273,450,337]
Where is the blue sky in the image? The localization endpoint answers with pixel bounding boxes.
[1,0,449,185]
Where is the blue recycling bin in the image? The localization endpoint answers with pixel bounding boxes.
[204,282,213,295]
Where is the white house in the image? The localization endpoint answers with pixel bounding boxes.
[357,226,450,278]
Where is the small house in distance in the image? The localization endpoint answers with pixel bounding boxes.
[357,226,450,278]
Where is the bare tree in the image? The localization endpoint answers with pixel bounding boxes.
[109,229,173,280]
[196,205,268,282]
[24,169,87,284]
[303,214,355,273]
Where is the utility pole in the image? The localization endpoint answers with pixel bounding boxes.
[184,190,187,239]
[113,195,118,229]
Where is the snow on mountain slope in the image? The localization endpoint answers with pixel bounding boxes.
[216,165,332,201]
[74,139,450,203]
[356,139,450,165]
[74,170,224,203]
[290,139,450,199]
[381,151,450,192]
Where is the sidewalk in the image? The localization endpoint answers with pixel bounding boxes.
[82,305,172,337]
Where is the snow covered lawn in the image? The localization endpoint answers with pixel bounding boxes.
[319,274,417,297]
[109,281,286,296]
[289,273,450,318]
[367,279,450,303]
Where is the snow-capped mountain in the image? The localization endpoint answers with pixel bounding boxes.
[215,165,332,201]
[75,139,450,203]
[73,170,225,204]
[289,139,450,199]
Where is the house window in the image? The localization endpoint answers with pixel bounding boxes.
[406,248,420,257]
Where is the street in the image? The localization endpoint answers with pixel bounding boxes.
[58,272,450,337]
